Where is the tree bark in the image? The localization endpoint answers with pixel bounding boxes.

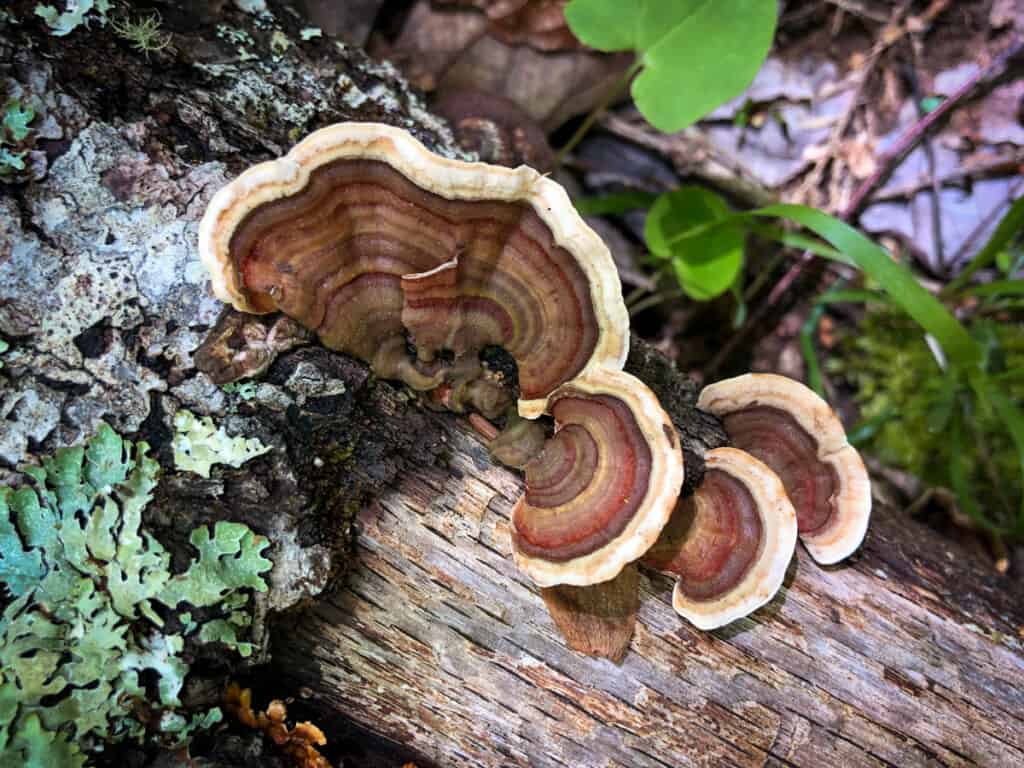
[2,6,1023,768]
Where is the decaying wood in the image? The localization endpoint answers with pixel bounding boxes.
[3,7,1024,767]
[279,364,1024,767]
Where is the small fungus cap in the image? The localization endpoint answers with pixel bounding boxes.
[198,122,628,418]
[511,368,684,587]
[643,447,797,630]
[697,373,871,565]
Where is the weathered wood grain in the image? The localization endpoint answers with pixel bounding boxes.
[281,396,1024,768]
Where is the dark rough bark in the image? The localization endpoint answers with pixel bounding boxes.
[2,5,1023,768]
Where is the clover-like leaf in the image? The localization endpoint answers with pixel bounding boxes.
[645,186,745,300]
[565,0,778,132]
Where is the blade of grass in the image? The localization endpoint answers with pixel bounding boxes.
[799,302,827,397]
[752,204,983,373]
[958,279,1024,298]
[944,195,1024,296]
[976,378,1024,533]
[748,222,851,264]
[814,289,891,305]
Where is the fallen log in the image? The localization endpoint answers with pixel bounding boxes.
[280,375,1024,767]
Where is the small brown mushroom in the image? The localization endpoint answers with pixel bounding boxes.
[643,447,797,630]
[198,122,627,418]
[511,368,683,587]
[697,374,871,565]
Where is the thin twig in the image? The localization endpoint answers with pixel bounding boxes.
[904,49,946,273]
[705,36,1024,377]
[845,37,1024,218]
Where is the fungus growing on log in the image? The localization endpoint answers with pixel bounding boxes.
[198,121,628,418]
[511,368,683,588]
[697,374,871,565]
[643,447,797,630]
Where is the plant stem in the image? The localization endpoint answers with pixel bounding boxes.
[554,61,641,167]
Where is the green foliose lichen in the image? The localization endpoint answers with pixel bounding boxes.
[829,310,1024,529]
[34,0,110,36]
[0,423,274,765]
[1,99,36,178]
[172,409,271,479]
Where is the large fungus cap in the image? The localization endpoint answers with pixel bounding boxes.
[198,122,628,417]
[643,447,797,630]
[512,368,683,587]
[697,373,871,565]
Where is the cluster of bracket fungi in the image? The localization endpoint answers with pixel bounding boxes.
[198,122,871,645]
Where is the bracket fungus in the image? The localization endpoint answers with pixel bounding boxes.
[697,373,871,565]
[198,121,628,419]
[198,121,870,660]
[642,447,797,630]
[511,368,683,588]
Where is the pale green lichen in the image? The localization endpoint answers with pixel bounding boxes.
[0,338,8,368]
[172,409,271,479]
[299,26,322,41]
[34,0,110,36]
[1,99,35,177]
[0,423,273,765]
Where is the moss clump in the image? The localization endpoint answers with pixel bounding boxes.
[0,423,273,765]
[829,309,1024,532]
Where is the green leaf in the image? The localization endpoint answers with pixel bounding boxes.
[563,0,635,50]
[754,204,982,372]
[800,303,828,397]
[959,279,1024,298]
[646,186,744,300]
[634,0,778,132]
[564,0,778,132]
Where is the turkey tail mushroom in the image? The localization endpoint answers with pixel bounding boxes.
[511,368,684,588]
[643,447,797,630]
[197,121,628,419]
[697,374,871,565]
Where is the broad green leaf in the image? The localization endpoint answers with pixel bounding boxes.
[564,0,778,132]
[754,204,982,372]
[634,0,777,132]
[646,187,744,300]
[564,0,635,51]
